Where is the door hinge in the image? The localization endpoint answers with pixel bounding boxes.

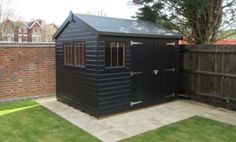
[130,101,143,107]
[165,93,175,98]
[165,67,175,72]
[166,42,176,46]
[130,40,143,46]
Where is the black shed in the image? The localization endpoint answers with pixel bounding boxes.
[54,12,182,117]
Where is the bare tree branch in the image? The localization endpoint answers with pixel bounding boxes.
[223,0,236,8]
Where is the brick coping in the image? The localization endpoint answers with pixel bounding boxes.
[0,42,55,47]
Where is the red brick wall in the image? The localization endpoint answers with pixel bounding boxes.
[0,43,55,101]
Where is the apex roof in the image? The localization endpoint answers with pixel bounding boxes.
[54,12,182,39]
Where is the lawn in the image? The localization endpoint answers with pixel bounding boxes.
[1,101,236,142]
[0,101,100,142]
[122,116,236,142]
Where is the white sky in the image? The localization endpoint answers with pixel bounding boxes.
[13,0,138,25]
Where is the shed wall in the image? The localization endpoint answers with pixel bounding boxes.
[97,36,180,116]
[55,19,99,116]
[97,36,131,116]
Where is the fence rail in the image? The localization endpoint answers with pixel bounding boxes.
[179,45,236,110]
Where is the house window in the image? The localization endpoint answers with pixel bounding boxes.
[23,27,27,33]
[23,36,27,42]
[64,41,85,66]
[19,28,22,33]
[106,41,125,67]
[32,37,36,42]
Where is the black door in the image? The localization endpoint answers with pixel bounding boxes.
[130,39,178,108]
[155,39,178,103]
[130,39,155,108]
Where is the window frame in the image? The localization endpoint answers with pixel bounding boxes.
[63,41,86,68]
[105,41,126,69]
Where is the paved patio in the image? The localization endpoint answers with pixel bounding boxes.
[36,97,236,142]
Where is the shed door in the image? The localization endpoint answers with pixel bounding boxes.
[130,39,155,108]
[155,40,178,102]
[130,39,178,108]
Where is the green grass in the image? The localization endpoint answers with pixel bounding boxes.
[1,101,236,142]
[0,101,100,142]
[122,116,236,142]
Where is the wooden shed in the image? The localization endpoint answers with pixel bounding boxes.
[54,12,182,117]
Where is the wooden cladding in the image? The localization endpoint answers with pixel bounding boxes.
[64,42,85,66]
[105,41,125,67]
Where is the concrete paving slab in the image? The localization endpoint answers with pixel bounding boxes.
[36,97,236,142]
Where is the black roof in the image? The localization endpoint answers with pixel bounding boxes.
[54,12,182,39]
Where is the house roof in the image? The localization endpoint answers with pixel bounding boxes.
[54,12,182,39]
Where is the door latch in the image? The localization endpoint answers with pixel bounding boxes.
[165,68,175,72]
[130,71,143,76]
[130,101,143,107]
[153,70,159,75]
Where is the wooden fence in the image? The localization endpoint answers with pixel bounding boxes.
[179,45,236,110]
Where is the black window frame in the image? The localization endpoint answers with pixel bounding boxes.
[105,41,126,68]
[63,41,85,68]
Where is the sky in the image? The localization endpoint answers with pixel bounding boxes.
[13,0,139,25]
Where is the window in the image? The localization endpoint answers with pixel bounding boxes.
[32,37,36,42]
[64,42,85,66]
[19,37,22,42]
[37,37,41,42]
[106,41,125,67]
[23,27,27,33]
[5,28,13,33]
[23,36,27,42]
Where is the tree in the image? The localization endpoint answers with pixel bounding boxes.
[41,24,58,42]
[131,0,236,44]
[0,0,18,41]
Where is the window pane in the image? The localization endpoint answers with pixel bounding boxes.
[64,45,65,64]
[63,42,85,66]
[69,44,72,64]
[111,42,117,66]
[105,41,126,67]
[67,44,70,64]
[80,43,82,65]
[73,42,85,66]
[82,43,85,65]
[118,42,125,66]
[71,44,75,65]
[76,43,79,65]
[80,43,83,65]
[74,44,77,65]
[105,42,111,66]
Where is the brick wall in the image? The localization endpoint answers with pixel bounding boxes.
[0,42,56,102]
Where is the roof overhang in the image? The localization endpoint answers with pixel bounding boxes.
[98,31,183,39]
[53,11,74,39]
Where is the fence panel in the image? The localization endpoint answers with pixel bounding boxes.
[180,45,236,110]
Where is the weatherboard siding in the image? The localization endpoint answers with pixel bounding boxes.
[97,36,131,116]
[55,13,181,117]
[55,19,99,116]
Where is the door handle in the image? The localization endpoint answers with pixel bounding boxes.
[165,68,175,72]
[153,70,159,75]
[130,71,143,76]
